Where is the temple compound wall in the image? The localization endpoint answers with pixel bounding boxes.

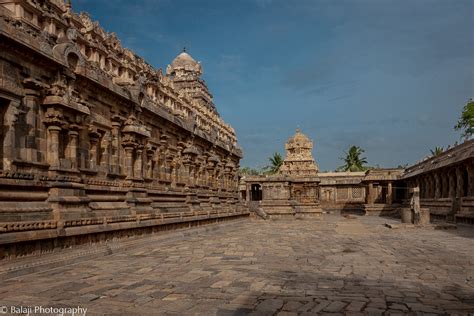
[239,129,401,218]
[241,130,474,221]
[0,0,247,259]
[242,132,474,222]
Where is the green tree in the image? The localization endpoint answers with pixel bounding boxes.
[454,98,474,138]
[265,152,283,174]
[240,167,260,176]
[338,145,368,172]
[430,146,444,157]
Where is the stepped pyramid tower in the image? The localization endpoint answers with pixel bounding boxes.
[279,128,319,176]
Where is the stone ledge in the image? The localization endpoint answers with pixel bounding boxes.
[0,217,249,281]
[384,223,457,230]
[0,210,250,245]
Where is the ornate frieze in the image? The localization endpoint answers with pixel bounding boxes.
[0,0,245,258]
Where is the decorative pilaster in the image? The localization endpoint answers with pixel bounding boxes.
[111,121,121,174]
[22,93,40,162]
[2,100,21,170]
[88,136,99,169]
[122,147,133,178]
[99,131,111,172]
[22,79,48,163]
[134,146,143,180]
[46,126,61,167]
[66,129,79,169]
[145,145,154,179]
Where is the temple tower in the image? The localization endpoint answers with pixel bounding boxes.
[279,128,319,176]
[166,49,217,114]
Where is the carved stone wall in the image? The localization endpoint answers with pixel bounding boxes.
[0,0,247,259]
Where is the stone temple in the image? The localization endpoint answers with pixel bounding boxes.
[279,128,319,176]
[0,0,246,259]
[0,1,473,315]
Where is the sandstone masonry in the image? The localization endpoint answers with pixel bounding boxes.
[0,0,247,259]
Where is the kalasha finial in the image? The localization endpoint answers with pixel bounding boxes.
[183,46,186,53]
[66,0,72,8]
[296,127,301,133]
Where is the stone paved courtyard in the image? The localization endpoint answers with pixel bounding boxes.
[1,215,474,315]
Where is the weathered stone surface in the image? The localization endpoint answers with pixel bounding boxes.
[0,0,246,259]
[0,215,473,315]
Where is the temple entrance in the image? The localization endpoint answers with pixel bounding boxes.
[250,184,262,201]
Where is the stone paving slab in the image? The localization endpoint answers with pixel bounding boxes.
[0,215,473,315]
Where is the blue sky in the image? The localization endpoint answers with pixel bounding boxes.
[74,0,473,171]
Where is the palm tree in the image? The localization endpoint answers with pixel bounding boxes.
[266,152,283,174]
[338,145,368,172]
[430,146,443,157]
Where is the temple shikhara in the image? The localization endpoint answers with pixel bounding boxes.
[0,0,246,258]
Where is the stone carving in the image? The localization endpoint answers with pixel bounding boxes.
[279,128,319,176]
[0,0,246,259]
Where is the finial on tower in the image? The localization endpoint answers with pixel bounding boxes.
[183,46,187,53]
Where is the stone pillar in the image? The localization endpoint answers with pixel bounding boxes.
[422,176,428,198]
[66,130,79,169]
[22,92,40,162]
[441,171,448,198]
[410,187,422,224]
[425,175,431,198]
[195,166,202,186]
[428,175,434,198]
[99,132,110,172]
[134,147,143,179]
[448,169,456,199]
[387,181,393,205]
[2,101,21,170]
[366,182,374,204]
[111,122,121,174]
[434,173,441,199]
[188,163,195,187]
[246,184,250,202]
[146,151,154,179]
[124,147,134,178]
[165,156,174,182]
[89,137,99,169]
[421,177,425,199]
[467,163,474,197]
[205,168,212,187]
[159,160,166,181]
[426,176,431,198]
[456,166,464,198]
[47,126,61,167]
[180,164,186,184]
[431,174,437,198]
